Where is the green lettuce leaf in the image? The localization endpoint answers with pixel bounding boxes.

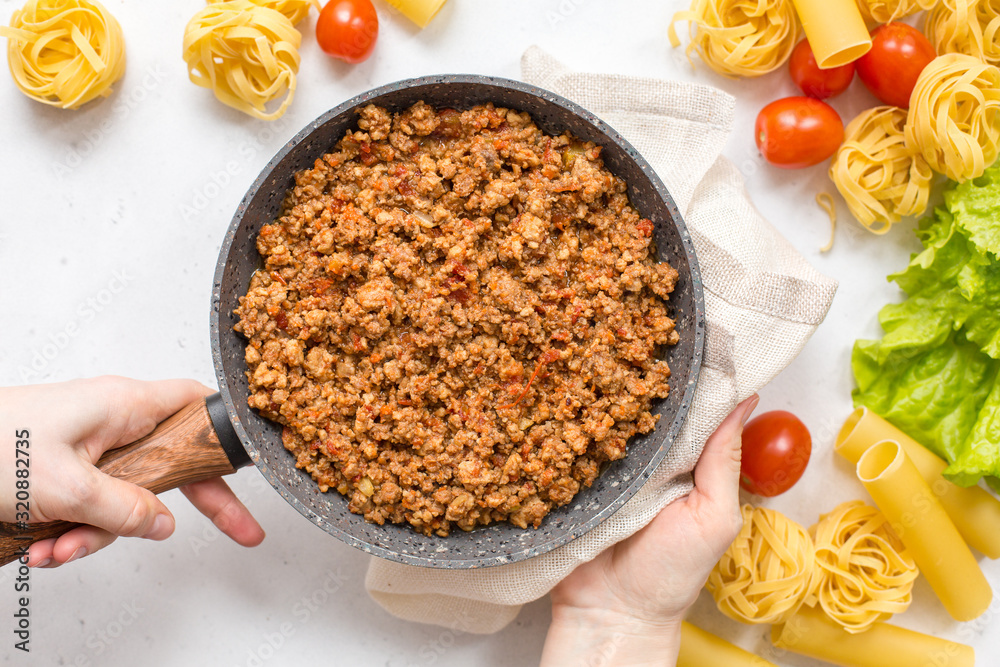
[956,251,1000,359]
[948,376,1000,486]
[852,162,1000,487]
[946,167,1000,257]
[853,333,998,464]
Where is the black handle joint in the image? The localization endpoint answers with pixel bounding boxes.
[206,392,252,470]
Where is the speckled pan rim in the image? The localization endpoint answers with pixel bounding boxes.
[211,74,705,568]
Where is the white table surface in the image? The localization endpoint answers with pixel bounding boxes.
[1,1,998,665]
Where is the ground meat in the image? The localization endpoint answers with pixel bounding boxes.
[234,101,680,536]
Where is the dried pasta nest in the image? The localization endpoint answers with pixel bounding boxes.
[0,0,126,109]
[830,106,933,234]
[808,501,918,634]
[707,505,817,625]
[924,0,1000,68]
[207,0,317,25]
[182,0,302,120]
[857,0,936,23]
[904,53,1000,182]
[668,0,800,77]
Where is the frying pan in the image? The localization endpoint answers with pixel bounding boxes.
[0,75,704,569]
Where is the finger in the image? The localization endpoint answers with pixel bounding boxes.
[180,478,265,547]
[74,376,214,459]
[53,466,176,541]
[692,394,759,510]
[27,538,56,568]
[28,526,120,567]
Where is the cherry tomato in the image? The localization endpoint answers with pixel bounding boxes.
[316,0,379,64]
[739,410,812,497]
[789,39,855,99]
[755,97,844,169]
[856,23,936,109]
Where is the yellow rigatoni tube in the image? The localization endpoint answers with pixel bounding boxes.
[772,606,974,667]
[790,0,871,68]
[857,440,992,621]
[384,0,447,27]
[836,407,1000,558]
[678,622,777,667]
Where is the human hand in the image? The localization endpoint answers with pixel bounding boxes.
[0,376,265,568]
[540,395,759,667]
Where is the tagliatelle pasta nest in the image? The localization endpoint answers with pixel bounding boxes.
[904,54,1000,182]
[183,0,302,121]
[924,0,1000,68]
[668,0,800,77]
[857,0,936,23]
[0,0,126,109]
[207,0,318,25]
[707,505,817,625]
[808,501,919,634]
[830,107,933,234]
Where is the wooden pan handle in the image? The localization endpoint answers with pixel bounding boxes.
[0,393,250,567]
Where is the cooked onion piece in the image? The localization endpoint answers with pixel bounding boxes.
[904,54,1000,182]
[668,0,800,77]
[208,0,318,25]
[831,106,933,233]
[857,0,936,23]
[810,501,918,634]
[0,0,125,109]
[183,0,301,121]
[924,0,1000,67]
[707,505,817,625]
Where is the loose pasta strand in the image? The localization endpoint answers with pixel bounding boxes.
[904,53,1000,182]
[668,0,800,78]
[183,0,302,121]
[830,106,933,233]
[0,0,126,109]
[816,193,837,252]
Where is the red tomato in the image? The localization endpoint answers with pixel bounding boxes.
[740,410,812,498]
[316,0,379,64]
[856,23,936,108]
[755,97,844,169]
[740,411,811,497]
[789,39,855,99]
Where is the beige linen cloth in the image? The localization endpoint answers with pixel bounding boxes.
[365,46,838,633]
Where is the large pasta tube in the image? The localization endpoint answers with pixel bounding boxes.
[789,0,871,68]
[385,0,447,28]
[772,606,974,667]
[678,622,777,667]
[837,407,1000,558]
[857,440,992,621]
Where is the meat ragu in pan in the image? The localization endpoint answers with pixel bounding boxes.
[235,102,679,536]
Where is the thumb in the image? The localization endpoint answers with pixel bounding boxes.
[692,395,759,511]
[58,467,175,541]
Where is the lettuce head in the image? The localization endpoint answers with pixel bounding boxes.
[853,164,1000,491]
